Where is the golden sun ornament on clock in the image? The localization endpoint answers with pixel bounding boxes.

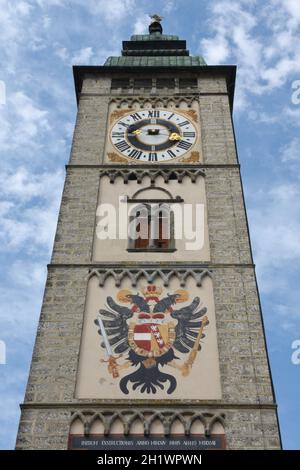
[110,109,197,162]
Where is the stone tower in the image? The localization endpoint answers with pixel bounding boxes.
[16,17,281,450]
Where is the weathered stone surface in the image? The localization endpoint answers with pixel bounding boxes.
[205,167,252,264]
[70,92,110,165]
[199,94,237,165]
[16,406,280,450]
[51,169,99,263]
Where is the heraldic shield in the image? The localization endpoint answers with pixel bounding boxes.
[94,285,209,395]
[129,319,175,356]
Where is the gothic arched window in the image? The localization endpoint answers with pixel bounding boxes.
[128,203,175,252]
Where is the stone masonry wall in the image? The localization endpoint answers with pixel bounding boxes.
[51,169,99,264]
[17,406,280,450]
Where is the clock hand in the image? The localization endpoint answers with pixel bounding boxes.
[130,129,179,137]
[130,129,164,136]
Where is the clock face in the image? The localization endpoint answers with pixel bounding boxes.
[110,109,197,162]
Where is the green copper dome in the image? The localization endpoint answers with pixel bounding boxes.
[104,56,206,67]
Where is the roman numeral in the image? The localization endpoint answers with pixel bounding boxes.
[112,132,125,138]
[148,110,160,118]
[130,112,142,122]
[118,121,129,128]
[115,140,130,152]
[167,150,177,158]
[177,140,192,150]
[167,113,175,120]
[128,149,143,159]
[178,120,190,127]
[148,152,158,161]
[183,132,196,138]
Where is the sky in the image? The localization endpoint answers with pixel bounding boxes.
[0,0,300,450]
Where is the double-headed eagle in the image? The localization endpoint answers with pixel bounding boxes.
[95,286,209,395]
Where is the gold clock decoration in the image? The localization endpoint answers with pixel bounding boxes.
[179,109,198,123]
[179,151,200,163]
[169,132,182,141]
[110,109,131,125]
[107,152,128,163]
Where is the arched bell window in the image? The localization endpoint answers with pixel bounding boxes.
[127,185,182,252]
[128,203,176,252]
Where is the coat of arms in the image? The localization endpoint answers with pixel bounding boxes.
[94,285,209,395]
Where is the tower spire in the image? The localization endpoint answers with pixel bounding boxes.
[103,13,206,67]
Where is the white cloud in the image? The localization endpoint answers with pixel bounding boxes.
[277,0,300,23]
[0,201,60,251]
[249,182,300,290]
[0,1,38,63]
[201,35,229,64]
[15,1,32,16]
[55,45,97,65]
[281,137,300,163]
[72,46,94,64]
[134,14,148,34]
[0,1,21,40]
[0,201,14,217]
[283,106,300,127]
[55,46,69,62]
[9,260,46,288]
[42,15,51,28]
[0,167,63,252]
[247,109,279,124]
[37,0,137,23]
[162,1,176,15]
[245,137,300,321]
[0,167,62,201]
[35,0,66,6]
[0,92,51,154]
[86,0,136,22]
[11,92,48,127]
[200,1,300,111]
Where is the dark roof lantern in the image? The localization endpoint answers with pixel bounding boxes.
[149,14,164,35]
[149,20,163,35]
